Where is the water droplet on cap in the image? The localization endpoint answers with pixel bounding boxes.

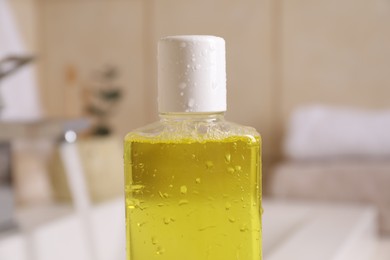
[188,98,195,108]
[179,82,187,89]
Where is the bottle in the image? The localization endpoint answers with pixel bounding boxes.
[124,35,262,260]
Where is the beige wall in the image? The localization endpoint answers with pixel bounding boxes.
[39,0,147,138]
[29,0,390,162]
[280,0,390,118]
[8,0,39,53]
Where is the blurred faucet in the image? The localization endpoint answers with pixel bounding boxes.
[0,55,35,115]
[0,55,35,80]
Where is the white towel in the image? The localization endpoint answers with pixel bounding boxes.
[0,0,41,121]
[284,105,390,160]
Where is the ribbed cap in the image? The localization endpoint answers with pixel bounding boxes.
[158,35,226,113]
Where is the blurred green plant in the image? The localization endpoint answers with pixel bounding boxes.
[85,65,122,136]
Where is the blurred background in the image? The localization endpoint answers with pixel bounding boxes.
[0,0,390,259]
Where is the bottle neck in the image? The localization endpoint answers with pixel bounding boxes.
[159,112,225,123]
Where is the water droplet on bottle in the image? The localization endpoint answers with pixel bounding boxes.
[240,224,248,232]
[225,202,232,210]
[180,185,187,194]
[186,64,190,68]
[227,167,235,174]
[156,246,165,255]
[127,198,140,209]
[205,161,214,169]
[225,153,231,163]
[235,165,242,172]
[196,64,201,70]
[131,184,145,193]
[180,92,184,96]
[198,225,217,231]
[163,217,171,224]
[195,178,201,184]
[159,191,169,198]
[151,236,158,245]
[179,199,189,206]
[137,222,146,227]
[180,42,187,48]
[169,184,173,188]
[228,217,236,223]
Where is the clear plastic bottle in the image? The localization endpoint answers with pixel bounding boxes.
[124,35,262,260]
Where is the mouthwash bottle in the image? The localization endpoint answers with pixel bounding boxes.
[124,35,262,260]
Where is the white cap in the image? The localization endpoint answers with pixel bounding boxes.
[158,35,226,113]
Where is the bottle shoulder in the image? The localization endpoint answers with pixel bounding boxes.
[125,118,261,144]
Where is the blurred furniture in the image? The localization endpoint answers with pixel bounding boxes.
[0,119,89,206]
[50,136,123,203]
[0,142,15,232]
[267,106,390,234]
[0,199,378,260]
[0,55,35,232]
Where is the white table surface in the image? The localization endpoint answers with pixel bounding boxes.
[263,199,378,260]
[0,198,380,260]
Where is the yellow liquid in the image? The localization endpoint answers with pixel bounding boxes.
[124,135,262,260]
